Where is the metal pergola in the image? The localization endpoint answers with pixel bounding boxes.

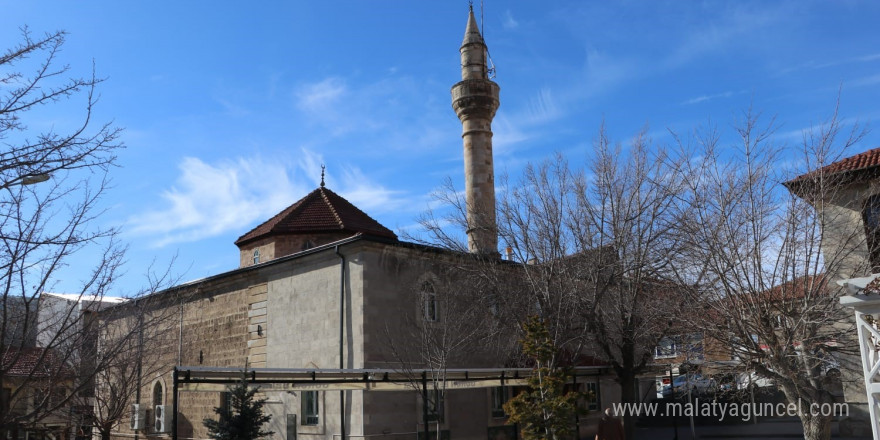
[171,365,610,440]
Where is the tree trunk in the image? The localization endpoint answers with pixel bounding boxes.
[98,426,112,440]
[619,373,637,440]
[800,413,831,440]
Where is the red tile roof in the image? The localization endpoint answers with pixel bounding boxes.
[1,348,74,378]
[759,274,828,301]
[235,186,397,246]
[788,147,880,183]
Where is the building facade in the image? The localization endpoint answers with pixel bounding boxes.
[786,147,880,437]
[101,9,622,440]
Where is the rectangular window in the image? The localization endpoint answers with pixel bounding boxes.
[301,391,319,426]
[424,297,437,322]
[33,388,46,411]
[584,382,599,411]
[286,414,297,440]
[682,333,704,359]
[490,387,508,418]
[863,195,880,269]
[219,392,233,421]
[50,387,65,407]
[654,335,681,358]
[425,389,444,423]
[421,281,437,322]
[1,388,10,417]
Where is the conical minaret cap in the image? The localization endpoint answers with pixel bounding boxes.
[462,7,485,47]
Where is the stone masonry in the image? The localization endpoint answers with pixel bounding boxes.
[451,6,500,256]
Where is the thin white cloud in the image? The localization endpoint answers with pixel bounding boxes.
[492,114,530,152]
[503,10,519,30]
[127,156,304,247]
[779,52,880,75]
[127,148,409,247]
[213,97,251,117]
[580,49,640,99]
[682,90,736,105]
[525,87,560,123]
[291,75,404,137]
[295,77,347,113]
[337,166,407,212]
[857,53,880,63]
[850,74,880,88]
[662,3,789,70]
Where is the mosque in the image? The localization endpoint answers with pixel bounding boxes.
[107,8,621,440]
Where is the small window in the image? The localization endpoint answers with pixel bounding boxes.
[422,281,437,322]
[50,387,65,407]
[424,388,444,423]
[864,194,880,269]
[584,382,599,411]
[301,240,314,251]
[220,391,233,421]
[253,249,260,265]
[33,388,46,410]
[682,333,704,359]
[152,382,163,407]
[490,386,508,418]
[287,414,297,440]
[301,391,319,425]
[0,388,9,417]
[654,335,681,359]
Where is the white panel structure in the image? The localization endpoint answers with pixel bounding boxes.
[841,292,880,440]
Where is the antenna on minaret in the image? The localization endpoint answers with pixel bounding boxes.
[480,0,484,38]
[479,0,497,79]
[320,164,326,187]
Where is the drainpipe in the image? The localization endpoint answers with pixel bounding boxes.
[134,302,144,440]
[335,246,346,440]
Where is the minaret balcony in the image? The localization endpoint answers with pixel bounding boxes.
[451,79,500,119]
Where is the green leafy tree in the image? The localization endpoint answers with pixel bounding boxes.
[504,316,583,440]
[203,370,274,440]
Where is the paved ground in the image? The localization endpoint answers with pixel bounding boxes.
[632,418,871,440]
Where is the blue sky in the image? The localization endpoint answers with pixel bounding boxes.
[3,1,880,296]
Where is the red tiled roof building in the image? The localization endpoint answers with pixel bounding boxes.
[234,185,397,267]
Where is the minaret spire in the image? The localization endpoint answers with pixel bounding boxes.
[451,7,500,256]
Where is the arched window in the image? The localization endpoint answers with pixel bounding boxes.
[421,281,437,322]
[863,194,880,269]
[152,381,163,407]
[253,249,260,265]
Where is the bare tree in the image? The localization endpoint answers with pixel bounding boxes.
[497,131,692,440]
[676,106,865,440]
[383,257,513,438]
[76,266,182,440]
[0,27,153,439]
[412,126,693,440]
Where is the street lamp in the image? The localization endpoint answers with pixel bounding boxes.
[20,174,49,185]
[2,173,50,189]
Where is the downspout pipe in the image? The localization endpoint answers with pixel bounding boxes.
[134,301,144,440]
[335,246,346,440]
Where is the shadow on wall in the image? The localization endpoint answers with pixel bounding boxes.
[178,413,193,439]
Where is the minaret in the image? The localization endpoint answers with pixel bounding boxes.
[451,6,500,256]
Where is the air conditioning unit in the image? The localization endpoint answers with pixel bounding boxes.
[305,415,319,426]
[154,405,173,433]
[130,404,146,430]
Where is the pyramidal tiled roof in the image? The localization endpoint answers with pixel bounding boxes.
[235,186,397,246]
[788,147,880,183]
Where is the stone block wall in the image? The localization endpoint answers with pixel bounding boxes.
[107,276,253,440]
[238,233,353,268]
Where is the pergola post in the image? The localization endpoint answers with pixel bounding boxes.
[172,367,179,440]
[840,294,880,440]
